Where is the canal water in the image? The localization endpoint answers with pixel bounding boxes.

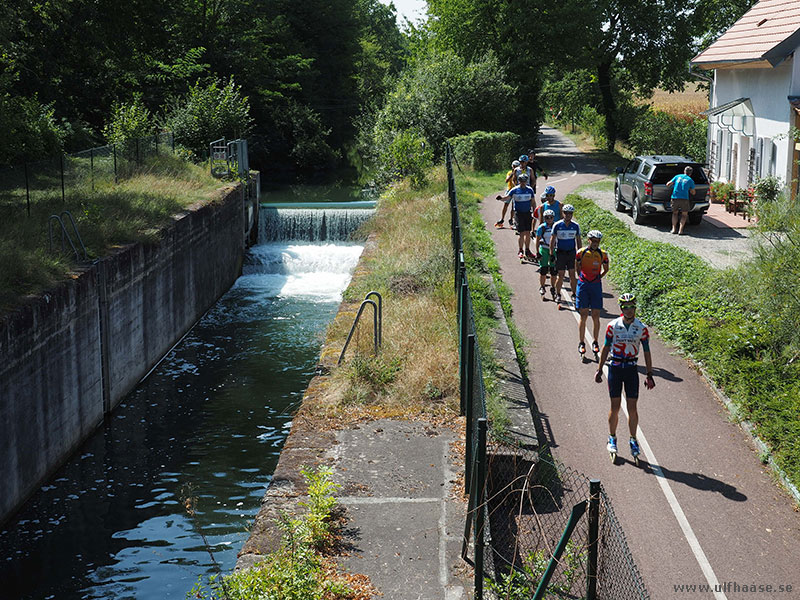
[0,191,373,599]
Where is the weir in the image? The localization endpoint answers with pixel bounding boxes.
[0,198,372,600]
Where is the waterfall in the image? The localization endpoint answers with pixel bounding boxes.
[259,207,374,243]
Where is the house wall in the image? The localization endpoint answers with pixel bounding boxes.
[711,58,795,187]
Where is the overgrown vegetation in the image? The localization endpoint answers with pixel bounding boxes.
[571,191,800,489]
[190,466,372,600]
[301,167,460,422]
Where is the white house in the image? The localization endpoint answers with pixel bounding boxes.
[691,0,800,195]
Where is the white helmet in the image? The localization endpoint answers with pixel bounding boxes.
[512,160,521,167]
[563,204,575,213]
[543,209,555,218]
[587,229,603,240]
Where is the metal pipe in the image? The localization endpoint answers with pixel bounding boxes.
[533,499,589,600]
[337,299,379,365]
[364,291,382,347]
[474,418,488,600]
[587,479,601,600]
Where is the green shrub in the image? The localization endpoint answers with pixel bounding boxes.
[627,109,707,162]
[163,76,254,158]
[578,106,607,149]
[382,128,434,188]
[103,94,154,145]
[0,94,67,165]
[449,131,520,171]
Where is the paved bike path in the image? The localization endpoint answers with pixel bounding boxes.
[480,126,800,599]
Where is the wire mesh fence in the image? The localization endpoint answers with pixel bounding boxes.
[0,132,175,217]
[446,144,649,600]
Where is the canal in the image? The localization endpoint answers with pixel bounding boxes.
[0,186,372,599]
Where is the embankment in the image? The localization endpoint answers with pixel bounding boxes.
[0,182,250,525]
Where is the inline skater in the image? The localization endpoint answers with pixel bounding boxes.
[549,204,581,310]
[496,159,521,228]
[534,209,558,300]
[496,173,536,260]
[537,185,562,228]
[594,293,656,464]
[575,230,609,359]
[526,149,549,196]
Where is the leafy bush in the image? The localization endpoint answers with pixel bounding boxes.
[710,180,735,203]
[366,48,517,174]
[572,192,800,487]
[449,131,520,171]
[381,128,434,188]
[578,106,607,149]
[0,94,67,165]
[628,109,708,162]
[103,95,154,145]
[753,175,783,204]
[163,76,254,158]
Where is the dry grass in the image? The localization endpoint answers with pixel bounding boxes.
[641,84,709,117]
[298,167,461,427]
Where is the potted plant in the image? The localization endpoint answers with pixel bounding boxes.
[709,180,734,205]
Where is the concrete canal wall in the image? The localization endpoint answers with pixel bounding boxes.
[0,183,249,525]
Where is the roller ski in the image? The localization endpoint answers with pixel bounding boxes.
[550,286,557,302]
[494,220,504,229]
[607,435,617,463]
[629,437,641,466]
[578,341,586,361]
[592,340,600,361]
[539,285,547,300]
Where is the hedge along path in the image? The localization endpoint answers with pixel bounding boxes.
[569,192,800,497]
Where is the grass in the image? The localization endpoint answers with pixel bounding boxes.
[0,153,225,316]
[299,166,462,425]
[641,84,709,118]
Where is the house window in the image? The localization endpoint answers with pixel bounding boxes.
[769,140,777,176]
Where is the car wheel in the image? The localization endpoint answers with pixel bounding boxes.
[688,212,703,226]
[614,185,626,212]
[632,195,645,224]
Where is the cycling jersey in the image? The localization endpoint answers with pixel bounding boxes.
[552,220,581,251]
[604,316,650,367]
[506,185,534,213]
[576,246,608,282]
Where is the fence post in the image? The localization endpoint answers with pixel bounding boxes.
[113,145,118,184]
[60,154,65,203]
[474,418,488,600]
[587,479,601,600]
[459,278,468,416]
[464,333,476,487]
[90,148,95,192]
[24,163,31,217]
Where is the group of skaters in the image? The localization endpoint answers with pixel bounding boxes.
[494,153,657,463]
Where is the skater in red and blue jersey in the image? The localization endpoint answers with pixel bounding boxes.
[549,204,581,309]
[594,293,656,462]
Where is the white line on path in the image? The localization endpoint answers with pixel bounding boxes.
[547,162,578,185]
[560,290,727,600]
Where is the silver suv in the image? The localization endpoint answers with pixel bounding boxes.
[614,155,710,225]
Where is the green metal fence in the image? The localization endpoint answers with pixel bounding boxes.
[446,144,649,600]
[0,132,175,217]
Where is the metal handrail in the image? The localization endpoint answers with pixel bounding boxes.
[338,298,379,366]
[48,213,80,262]
[60,210,88,261]
[364,291,382,347]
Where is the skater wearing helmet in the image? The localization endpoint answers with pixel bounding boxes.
[514,154,533,187]
[575,230,609,359]
[594,293,656,465]
[535,209,558,300]
[496,173,536,260]
[537,185,562,228]
[526,149,549,195]
[496,159,521,228]
[549,204,581,309]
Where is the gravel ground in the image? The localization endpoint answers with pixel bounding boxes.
[577,179,755,270]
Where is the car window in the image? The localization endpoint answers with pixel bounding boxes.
[651,163,708,184]
[632,159,642,174]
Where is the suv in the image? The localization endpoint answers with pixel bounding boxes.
[614,155,710,225]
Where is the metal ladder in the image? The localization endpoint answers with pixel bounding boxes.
[48,211,88,261]
[338,291,382,365]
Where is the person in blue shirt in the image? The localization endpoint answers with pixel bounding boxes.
[548,204,582,310]
[666,166,696,235]
[496,173,536,259]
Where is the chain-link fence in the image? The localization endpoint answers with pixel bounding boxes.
[0,132,175,217]
[446,144,649,600]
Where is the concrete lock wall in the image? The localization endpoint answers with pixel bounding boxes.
[0,183,246,525]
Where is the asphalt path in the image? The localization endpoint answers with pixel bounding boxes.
[480,126,800,599]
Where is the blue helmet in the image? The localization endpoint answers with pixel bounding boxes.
[519,154,529,162]
[545,185,556,195]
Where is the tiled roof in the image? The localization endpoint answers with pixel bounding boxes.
[692,0,800,68]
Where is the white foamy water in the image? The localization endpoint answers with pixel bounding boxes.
[237,242,364,302]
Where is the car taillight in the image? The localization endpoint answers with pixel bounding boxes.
[644,182,653,196]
